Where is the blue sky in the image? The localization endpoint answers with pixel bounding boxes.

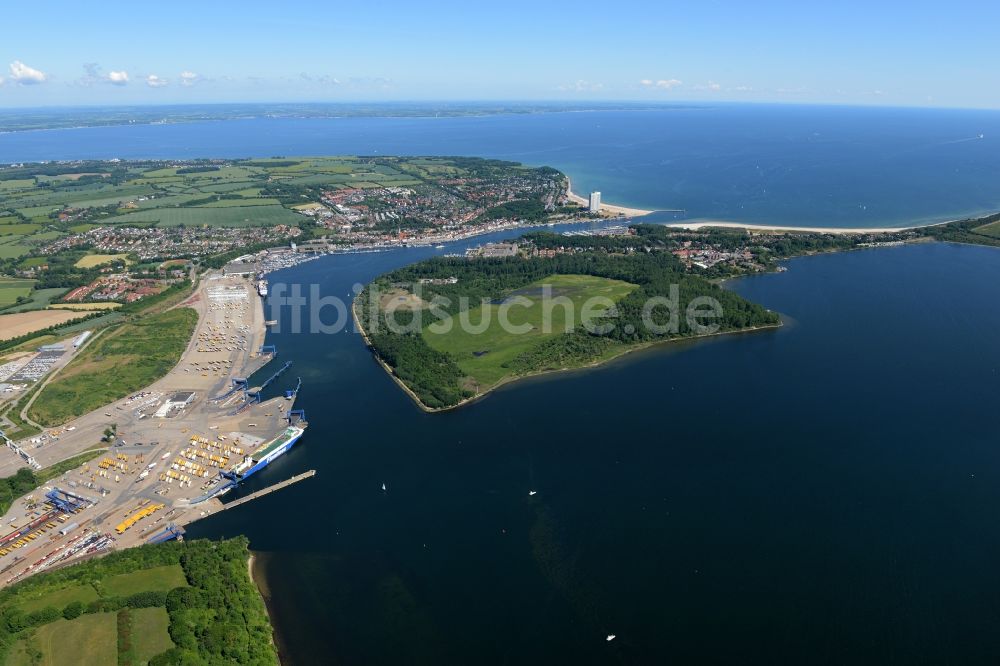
[2,0,999,108]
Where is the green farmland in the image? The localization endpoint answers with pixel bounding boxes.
[0,279,34,308]
[0,283,66,317]
[105,204,302,227]
[101,565,187,598]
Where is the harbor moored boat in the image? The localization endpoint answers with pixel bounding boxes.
[194,424,306,502]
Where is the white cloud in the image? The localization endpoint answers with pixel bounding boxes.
[300,72,341,85]
[640,78,682,90]
[179,71,199,86]
[77,64,132,86]
[146,74,168,88]
[693,81,722,92]
[9,60,47,85]
[558,79,603,92]
[732,85,753,92]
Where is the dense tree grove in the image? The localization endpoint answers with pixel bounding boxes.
[0,469,41,516]
[158,538,277,665]
[479,199,548,222]
[0,162,135,183]
[366,329,471,408]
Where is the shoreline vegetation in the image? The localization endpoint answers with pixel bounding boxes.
[356,210,1000,412]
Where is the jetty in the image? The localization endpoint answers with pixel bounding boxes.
[216,469,316,512]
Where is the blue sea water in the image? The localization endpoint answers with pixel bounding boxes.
[2,104,1000,227]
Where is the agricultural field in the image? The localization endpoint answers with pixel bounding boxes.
[16,585,100,615]
[0,236,31,260]
[101,565,187,598]
[28,307,197,425]
[0,310,87,341]
[104,204,302,227]
[0,279,33,308]
[12,612,118,666]
[422,274,638,388]
[130,607,174,663]
[73,253,129,268]
[1,289,68,314]
[0,225,40,236]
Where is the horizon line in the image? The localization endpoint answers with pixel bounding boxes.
[2,99,1000,114]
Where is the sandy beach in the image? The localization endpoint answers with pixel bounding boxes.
[663,220,950,235]
[565,177,654,218]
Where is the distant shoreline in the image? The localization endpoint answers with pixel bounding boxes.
[664,218,959,235]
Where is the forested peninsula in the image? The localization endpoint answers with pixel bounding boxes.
[355,225,781,410]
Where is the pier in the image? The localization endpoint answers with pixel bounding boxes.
[216,469,316,512]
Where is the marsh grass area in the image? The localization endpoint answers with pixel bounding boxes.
[27,307,197,426]
[0,538,277,665]
[423,274,637,388]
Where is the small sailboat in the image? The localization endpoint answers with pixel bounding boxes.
[381,483,386,492]
[606,635,616,642]
[528,490,537,496]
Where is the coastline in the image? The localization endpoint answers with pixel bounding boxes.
[249,551,287,665]
[565,176,655,218]
[352,297,442,413]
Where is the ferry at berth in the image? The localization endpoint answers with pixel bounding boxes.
[195,424,306,502]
